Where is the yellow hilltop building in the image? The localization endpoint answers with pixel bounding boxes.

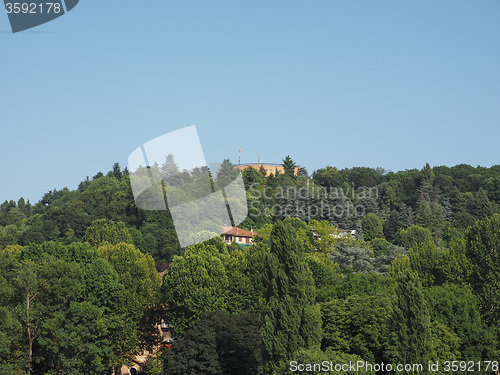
[234,162,300,177]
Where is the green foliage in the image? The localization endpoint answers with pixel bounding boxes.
[407,239,443,287]
[368,237,391,257]
[242,166,265,188]
[260,221,322,372]
[424,283,498,361]
[224,243,268,313]
[416,200,433,229]
[321,294,393,363]
[334,272,395,299]
[465,214,500,337]
[395,225,433,249]
[84,218,133,247]
[1,242,128,374]
[312,166,339,188]
[389,270,432,371]
[298,220,338,253]
[164,311,261,375]
[215,159,240,190]
[305,252,343,302]
[330,243,374,273]
[2,161,500,373]
[438,238,472,285]
[361,213,384,241]
[161,243,230,336]
[98,242,162,351]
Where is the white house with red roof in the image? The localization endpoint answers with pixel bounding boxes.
[222,226,256,247]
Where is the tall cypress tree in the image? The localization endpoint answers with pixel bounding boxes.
[465,214,500,338]
[390,269,432,372]
[260,221,322,372]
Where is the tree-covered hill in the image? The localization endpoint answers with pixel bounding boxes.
[1,159,500,374]
[1,160,500,264]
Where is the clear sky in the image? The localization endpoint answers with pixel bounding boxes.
[1,0,499,204]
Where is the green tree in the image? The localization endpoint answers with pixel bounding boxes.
[224,243,267,313]
[160,154,180,178]
[330,243,375,274]
[361,213,384,241]
[161,242,230,336]
[242,166,265,188]
[334,272,395,299]
[98,242,162,352]
[407,238,443,287]
[0,246,24,372]
[312,166,340,190]
[416,200,433,230]
[389,270,432,372]
[8,242,125,374]
[164,311,261,375]
[215,159,240,190]
[282,155,297,179]
[424,283,497,362]
[260,221,322,372]
[384,210,401,242]
[83,218,133,247]
[80,175,129,222]
[305,252,342,302]
[321,294,393,364]
[297,220,338,253]
[369,237,392,257]
[15,259,45,374]
[465,214,500,339]
[395,225,433,250]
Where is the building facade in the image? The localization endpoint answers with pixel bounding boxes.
[234,162,300,177]
[222,226,256,247]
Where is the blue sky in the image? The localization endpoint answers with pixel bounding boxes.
[1,0,499,204]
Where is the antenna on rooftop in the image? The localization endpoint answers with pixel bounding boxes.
[238,147,241,165]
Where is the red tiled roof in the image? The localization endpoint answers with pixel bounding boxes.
[222,226,256,237]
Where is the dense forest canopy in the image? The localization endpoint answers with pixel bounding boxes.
[1,158,499,374]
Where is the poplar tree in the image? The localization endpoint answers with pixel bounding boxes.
[389,269,432,372]
[465,214,500,337]
[260,221,322,372]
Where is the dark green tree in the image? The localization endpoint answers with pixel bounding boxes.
[242,166,264,188]
[215,159,240,190]
[161,242,230,336]
[260,221,322,372]
[389,270,432,372]
[164,311,260,375]
[416,200,433,230]
[384,210,401,242]
[424,283,497,361]
[465,214,500,339]
[361,213,384,241]
[321,294,393,363]
[282,155,297,179]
